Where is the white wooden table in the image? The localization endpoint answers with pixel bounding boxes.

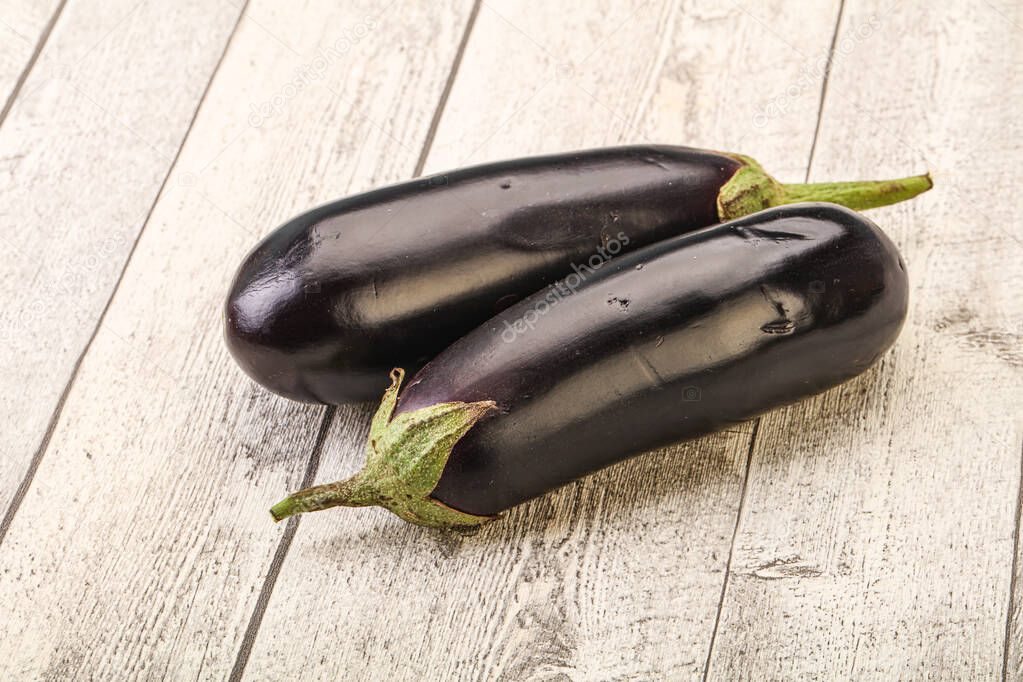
[1,1,1020,679]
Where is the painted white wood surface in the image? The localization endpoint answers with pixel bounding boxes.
[0,0,475,679]
[0,0,62,112]
[0,0,1018,679]
[0,0,242,515]
[243,1,851,679]
[704,0,1023,679]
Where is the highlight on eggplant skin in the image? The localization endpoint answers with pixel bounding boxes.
[224,145,929,405]
[270,203,910,527]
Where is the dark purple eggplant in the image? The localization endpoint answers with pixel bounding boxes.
[225,146,928,404]
[270,202,909,527]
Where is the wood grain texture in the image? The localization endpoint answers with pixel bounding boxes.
[247,407,754,681]
[0,0,475,679]
[0,0,242,517]
[242,1,847,679]
[704,0,1023,679]
[0,0,62,113]
[2,0,1016,679]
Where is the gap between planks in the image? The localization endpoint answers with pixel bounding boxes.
[702,418,760,682]
[227,407,335,682]
[0,0,253,547]
[0,0,69,126]
[225,2,484,679]
[1001,437,1023,681]
[804,0,847,180]
[699,0,847,677]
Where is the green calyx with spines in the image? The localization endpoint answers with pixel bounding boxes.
[716,152,933,221]
[270,368,497,528]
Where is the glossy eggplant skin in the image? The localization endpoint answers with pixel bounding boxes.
[225,145,742,403]
[396,203,909,516]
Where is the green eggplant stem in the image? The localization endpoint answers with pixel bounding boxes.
[270,368,498,528]
[779,174,933,211]
[717,153,932,220]
[270,475,375,521]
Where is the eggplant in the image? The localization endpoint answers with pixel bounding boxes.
[271,203,909,527]
[225,145,928,404]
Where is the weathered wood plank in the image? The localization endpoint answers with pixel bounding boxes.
[991,0,1023,675]
[705,0,1023,679]
[0,0,243,518]
[242,1,846,679]
[0,0,58,107]
[0,1,475,679]
[0,0,62,115]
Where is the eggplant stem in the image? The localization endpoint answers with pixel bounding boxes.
[779,173,933,211]
[270,475,374,522]
[716,152,933,220]
[269,368,498,528]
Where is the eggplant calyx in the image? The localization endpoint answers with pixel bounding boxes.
[270,368,498,528]
[717,153,933,221]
